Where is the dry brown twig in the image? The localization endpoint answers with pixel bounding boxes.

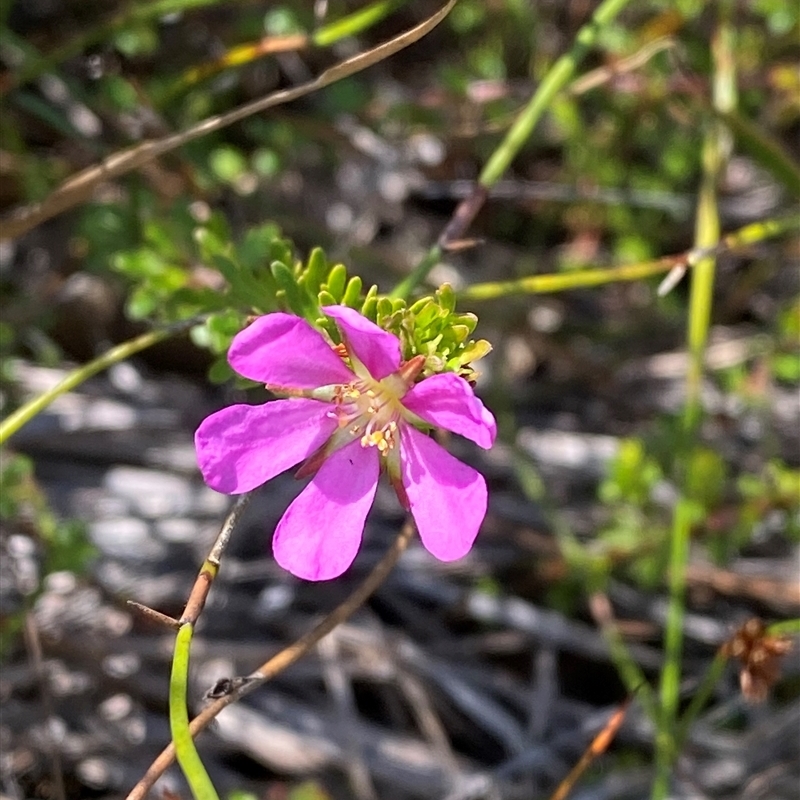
[0,0,457,243]
[125,518,416,800]
[547,695,633,800]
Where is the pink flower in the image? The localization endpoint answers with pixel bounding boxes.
[195,306,496,580]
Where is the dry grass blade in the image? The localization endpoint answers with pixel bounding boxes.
[0,0,457,242]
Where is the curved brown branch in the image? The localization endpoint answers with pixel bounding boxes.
[0,0,456,242]
[125,519,415,800]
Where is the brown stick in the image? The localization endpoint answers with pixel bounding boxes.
[0,1,457,242]
[125,519,415,800]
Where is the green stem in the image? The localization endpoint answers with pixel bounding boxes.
[767,618,800,637]
[389,245,443,301]
[460,256,679,301]
[673,648,727,754]
[651,498,694,800]
[478,0,632,188]
[170,624,219,800]
[653,8,735,798]
[312,0,405,47]
[390,0,634,299]
[601,620,658,723]
[0,319,197,446]
[683,182,720,432]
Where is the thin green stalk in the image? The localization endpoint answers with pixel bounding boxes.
[767,619,800,637]
[461,255,680,301]
[312,0,405,47]
[390,0,634,299]
[479,0,632,187]
[170,623,219,800]
[651,498,694,800]
[720,110,800,197]
[390,245,443,301]
[683,1,735,432]
[0,318,198,445]
[674,619,799,764]
[601,620,658,722]
[653,8,736,798]
[683,172,720,432]
[674,648,727,753]
[459,215,798,302]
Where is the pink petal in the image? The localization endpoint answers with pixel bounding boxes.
[322,305,401,380]
[228,313,354,389]
[399,425,487,562]
[403,373,497,449]
[272,442,379,580]
[195,399,336,494]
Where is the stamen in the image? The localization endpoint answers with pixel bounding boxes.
[330,372,407,457]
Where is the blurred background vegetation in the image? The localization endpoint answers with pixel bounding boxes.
[0,1,798,799]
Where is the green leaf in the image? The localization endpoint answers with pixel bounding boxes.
[360,286,379,320]
[324,263,347,302]
[342,275,363,307]
[685,448,726,511]
[303,247,329,292]
[208,357,235,384]
[271,261,314,317]
[114,23,159,57]
[209,145,249,185]
[435,282,457,312]
[318,290,337,307]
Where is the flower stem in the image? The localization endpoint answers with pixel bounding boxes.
[673,648,728,755]
[170,624,219,800]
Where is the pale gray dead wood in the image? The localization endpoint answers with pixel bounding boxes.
[395,638,528,755]
[440,773,505,800]
[607,581,730,647]
[318,632,379,800]
[389,572,663,670]
[339,620,463,779]
[394,669,461,778]
[212,697,487,799]
[527,646,558,741]
[311,622,524,771]
[464,589,663,669]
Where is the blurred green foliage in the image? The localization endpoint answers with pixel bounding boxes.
[0,452,95,656]
[2,0,795,594]
[0,452,94,576]
[1,1,798,796]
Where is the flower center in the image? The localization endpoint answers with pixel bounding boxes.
[329,354,426,456]
[331,379,402,454]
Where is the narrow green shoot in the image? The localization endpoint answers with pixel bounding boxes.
[674,648,727,754]
[391,0,634,299]
[170,623,219,800]
[0,319,198,446]
[313,0,405,47]
[478,0,633,187]
[652,498,694,798]
[768,618,800,638]
[652,6,736,797]
[599,617,658,722]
